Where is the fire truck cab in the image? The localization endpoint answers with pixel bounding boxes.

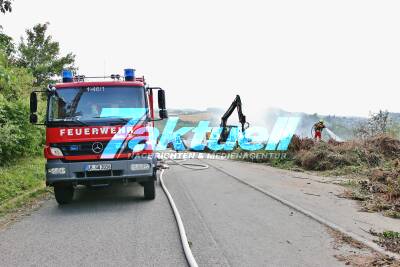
[29,69,168,204]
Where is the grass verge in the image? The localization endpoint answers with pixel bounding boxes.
[0,157,47,217]
[370,230,400,255]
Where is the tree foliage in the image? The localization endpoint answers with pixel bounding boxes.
[0,50,43,166]
[355,110,393,139]
[17,22,75,87]
[0,22,77,165]
[0,23,78,164]
[0,27,15,59]
[0,0,12,14]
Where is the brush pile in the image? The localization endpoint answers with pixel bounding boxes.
[289,134,400,171]
[289,134,400,218]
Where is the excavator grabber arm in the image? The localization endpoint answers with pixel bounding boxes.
[219,95,249,143]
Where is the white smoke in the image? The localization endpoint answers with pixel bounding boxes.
[325,128,343,142]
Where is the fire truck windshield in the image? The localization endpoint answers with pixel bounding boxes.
[48,86,147,123]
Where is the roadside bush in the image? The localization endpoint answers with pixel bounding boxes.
[0,95,44,165]
[0,52,44,166]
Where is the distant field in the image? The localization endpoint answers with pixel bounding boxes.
[177,112,215,123]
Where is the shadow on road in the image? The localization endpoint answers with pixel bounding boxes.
[49,183,152,215]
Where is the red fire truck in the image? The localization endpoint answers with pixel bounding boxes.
[29,69,168,205]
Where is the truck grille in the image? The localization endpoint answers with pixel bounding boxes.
[54,141,131,156]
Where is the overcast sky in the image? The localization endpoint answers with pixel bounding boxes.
[1,0,399,118]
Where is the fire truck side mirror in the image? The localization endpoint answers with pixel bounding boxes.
[158,89,168,119]
[29,113,38,124]
[30,92,38,113]
[159,109,168,119]
[157,89,166,110]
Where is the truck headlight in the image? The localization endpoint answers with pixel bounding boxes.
[50,147,63,157]
[130,163,151,171]
[48,167,66,175]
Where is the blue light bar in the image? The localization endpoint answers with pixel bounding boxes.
[124,68,135,81]
[62,69,73,83]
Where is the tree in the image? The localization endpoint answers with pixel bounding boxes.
[0,0,12,14]
[17,22,75,87]
[0,49,42,165]
[354,110,392,139]
[0,26,15,59]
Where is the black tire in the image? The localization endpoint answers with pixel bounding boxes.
[143,180,155,200]
[54,185,74,205]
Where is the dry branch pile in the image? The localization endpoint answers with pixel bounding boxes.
[288,135,400,218]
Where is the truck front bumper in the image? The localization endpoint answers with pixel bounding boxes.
[45,157,157,186]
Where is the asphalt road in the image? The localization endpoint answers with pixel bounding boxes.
[163,159,345,267]
[0,158,349,267]
[0,184,187,266]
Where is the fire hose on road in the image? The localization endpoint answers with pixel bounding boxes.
[158,158,209,267]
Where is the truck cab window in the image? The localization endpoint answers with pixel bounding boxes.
[48,86,147,123]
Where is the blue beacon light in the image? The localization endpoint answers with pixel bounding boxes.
[62,69,73,83]
[124,68,135,81]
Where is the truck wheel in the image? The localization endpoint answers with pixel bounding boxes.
[143,180,155,200]
[54,185,74,205]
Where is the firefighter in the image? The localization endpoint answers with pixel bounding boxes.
[313,119,325,141]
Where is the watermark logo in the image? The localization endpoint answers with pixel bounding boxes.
[99,110,301,159]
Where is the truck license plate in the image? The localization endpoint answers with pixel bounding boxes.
[85,164,112,172]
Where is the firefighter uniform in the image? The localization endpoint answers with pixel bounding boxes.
[313,121,325,140]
